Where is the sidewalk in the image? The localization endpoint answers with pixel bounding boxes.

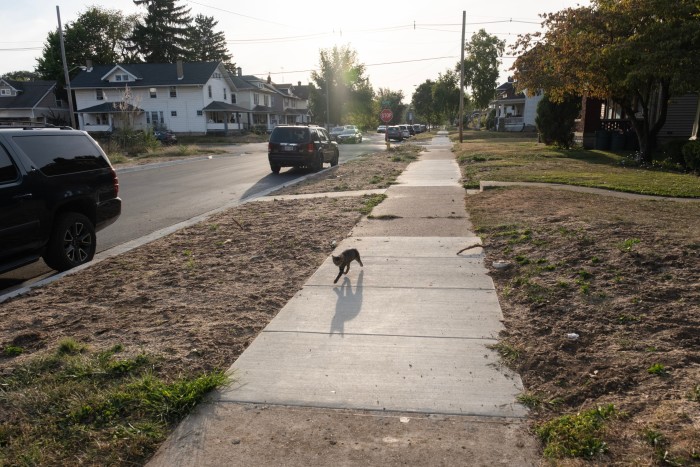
[148,134,539,466]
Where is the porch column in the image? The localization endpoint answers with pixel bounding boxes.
[691,94,699,140]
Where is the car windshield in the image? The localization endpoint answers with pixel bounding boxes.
[341,129,355,135]
[270,127,308,143]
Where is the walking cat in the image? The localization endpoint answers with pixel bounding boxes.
[332,248,363,283]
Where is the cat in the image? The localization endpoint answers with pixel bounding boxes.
[332,248,363,283]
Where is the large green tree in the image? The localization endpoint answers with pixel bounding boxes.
[513,0,700,162]
[36,6,138,83]
[411,80,440,128]
[456,29,505,109]
[310,46,373,126]
[432,70,460,125]
[185,14,232,64]
[375,88,406,126]
[1,71,41,81]
[130,0,192,63]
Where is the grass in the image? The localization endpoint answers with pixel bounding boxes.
[536,404,619,459]
[0,340,227,466]
[359,193,387,215]
[454,133,700,198]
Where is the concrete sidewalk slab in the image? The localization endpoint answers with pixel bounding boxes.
[266,286,504,339]
[369,186,468,218]
[329,236,481,257]
[395,160,462,186]
[351,217,474,237]
[306,256,494,290]
[220,332,526,417]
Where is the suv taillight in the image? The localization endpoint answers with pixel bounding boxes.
[306,143,315,153]
[111,168,119,196]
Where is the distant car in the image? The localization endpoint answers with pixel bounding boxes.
[412,124,422,134]
[329,126,345,141]
[155,130,177,145]
[268,125,339,173]
[386,126,403,141]
[398,125,411,139]
[337,128,362,144]
[376,125,386,133]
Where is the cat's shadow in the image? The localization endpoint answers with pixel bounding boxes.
[330,270,364,337]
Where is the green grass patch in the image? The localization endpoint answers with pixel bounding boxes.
[487,341,521,365]
[0,342,227,465]
[2,345,23,357]
[454,135,700,198]
[536,404,618,459]
[647,363,668,376]
[359,194,387,215]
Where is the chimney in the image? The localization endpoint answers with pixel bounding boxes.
[237,67,242,77]
[85,59,93,72]
[267,74,271,84]
[298,81,301,87]
[177,60,184,80]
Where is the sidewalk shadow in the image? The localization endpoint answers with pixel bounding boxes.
[330,270,363,337]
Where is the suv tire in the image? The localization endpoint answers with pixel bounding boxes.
[270,163,281,174]
[331,151,339,167]
[43,213,96,271]
[312,152,324,172]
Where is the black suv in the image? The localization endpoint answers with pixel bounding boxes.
[0,127,121,274]
[268,125,339,173]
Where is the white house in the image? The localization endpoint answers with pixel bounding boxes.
[490,78,542,132]
[0,79,69,125]
[70,61,250,135]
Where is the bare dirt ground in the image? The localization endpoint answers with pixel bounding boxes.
[467,187,700,465]
[1,142,699,465]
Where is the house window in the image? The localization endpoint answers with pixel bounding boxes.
[208,85,212,98]
[55,99,63,108]
[253,93,259,105]
[231,93,236,104]
[96,89,103,100]
[149,88,157,99]
[270,95,275,107]
[0,89,11,96]
[197,110,203,116]
[264,95,269,107]
[223,88,227,100]
[171,111,177,117]
[170,86,177,98]
[115,74,129,82]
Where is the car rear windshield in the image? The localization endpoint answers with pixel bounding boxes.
[13,134,109,176]
[270,127,309,143]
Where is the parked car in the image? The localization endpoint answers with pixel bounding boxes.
[268,125,339,173]
[412,124,423,134]
[376,125,387,133]
[386,126,403,141]
[405,124,416,136]
[0,127,121,273]
[329,126,345,141]
[398,125,411,139]
[336,128,362,144]
[154,130,177,145]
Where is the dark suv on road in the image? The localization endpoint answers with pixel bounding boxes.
[0,127,121,274]
[267,125,339,173]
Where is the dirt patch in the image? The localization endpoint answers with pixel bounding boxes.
[467,186,700,465]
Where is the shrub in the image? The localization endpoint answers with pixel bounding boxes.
[535,94,581,149]
[661,139,689,166]
[682,140,700,171]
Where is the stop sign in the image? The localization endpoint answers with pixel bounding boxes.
[380,108,393,123]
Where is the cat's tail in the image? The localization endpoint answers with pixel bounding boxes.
[357,252,363,267]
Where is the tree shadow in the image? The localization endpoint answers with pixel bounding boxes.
[330,270,364,337]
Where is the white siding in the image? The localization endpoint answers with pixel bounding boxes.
[523,91,543,127]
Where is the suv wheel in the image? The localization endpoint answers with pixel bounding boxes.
[270,163,281,174]
[331,151,339,167]
[312,152,324,172]
[43,213,96,271]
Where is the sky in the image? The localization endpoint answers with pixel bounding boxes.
[0,0,589,100]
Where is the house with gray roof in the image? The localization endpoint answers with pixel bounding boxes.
[490,78,542,132]
[0,79,69,125]
[70,61,249,135]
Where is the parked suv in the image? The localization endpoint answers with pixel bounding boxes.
[268,125,339,173]
[0,127,121,274]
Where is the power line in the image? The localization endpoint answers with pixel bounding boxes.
[256,55,458,76]
[184,0,287,26]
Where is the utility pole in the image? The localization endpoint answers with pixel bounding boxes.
[459,10,466,143]
[57,6,76,129]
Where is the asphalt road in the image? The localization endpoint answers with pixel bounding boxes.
[0,134,388,293]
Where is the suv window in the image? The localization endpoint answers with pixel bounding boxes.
[270,127,309,143]
[0,145,18,183]
[12,134,109,176]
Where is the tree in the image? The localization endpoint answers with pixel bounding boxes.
[36,6,138,84]
[186,14,232,64]
[411,80,440,128]
[535,94,581,148]
[432,70,460,125]
[310,46,373,126]
[456,29,505,109]
[513,0,700,162]
[375,88,406,126]
[1,71,40,81]
[130,0,192,63]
